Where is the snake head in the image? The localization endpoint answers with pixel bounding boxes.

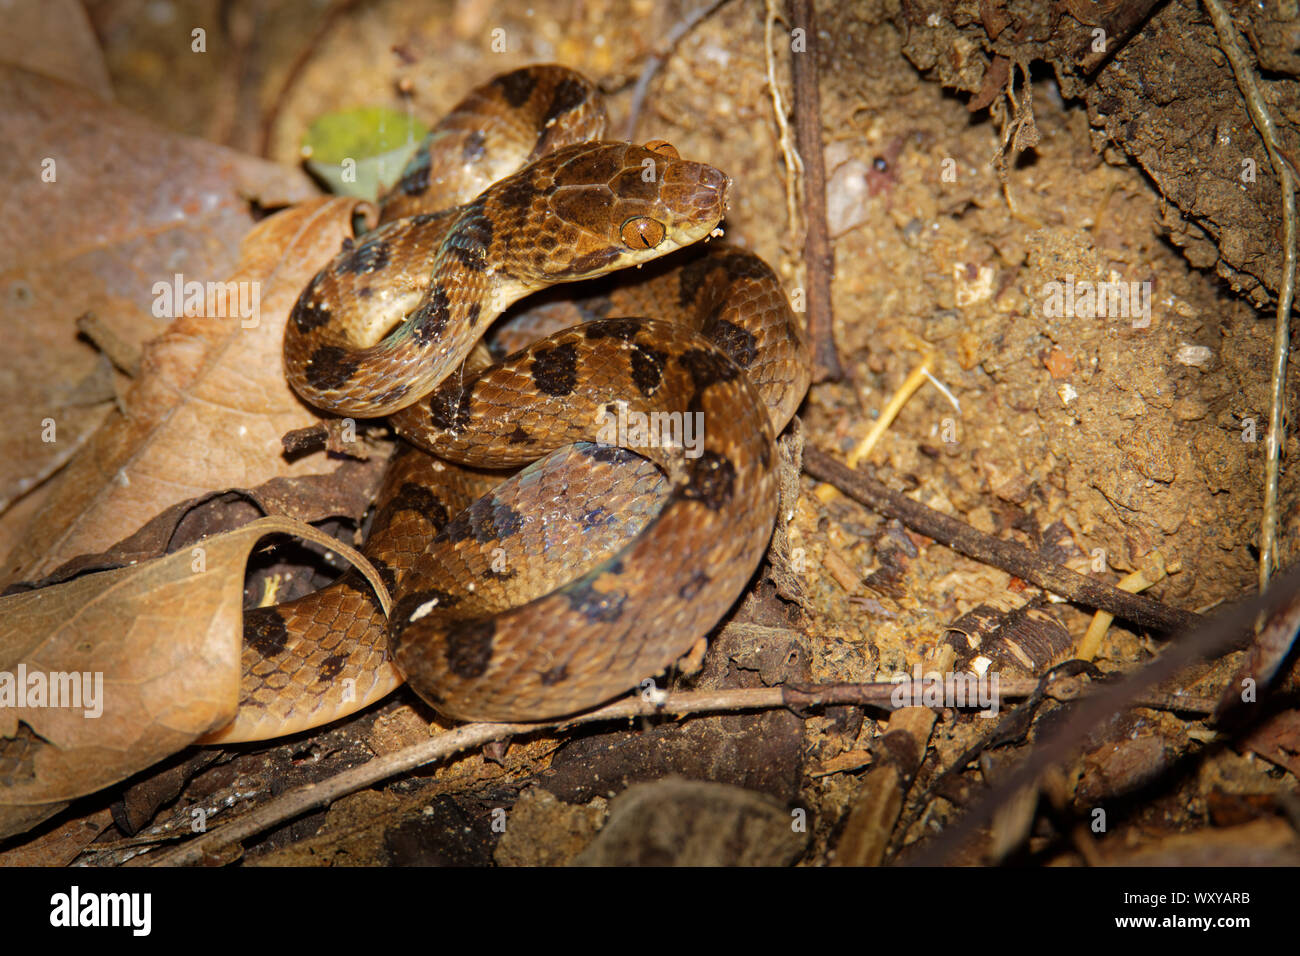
[491,140,729,286]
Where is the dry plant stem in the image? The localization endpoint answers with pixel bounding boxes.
[803,446,1202,633]
[1070,0,1165,73]
[847,357,932,467]
[787,0,842,382]
[905,560,1300,865]
[75,313,141,378]
[1202,0,1296,591]
[1076,564,1165,660]
[764,0,802,246]
[621,0,730,141]
[147,673,1215,865]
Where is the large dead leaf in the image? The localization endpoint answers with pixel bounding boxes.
[0,516,389,839]
[1,197,365,587]
[0,0,112,99]
[0,63,316,539]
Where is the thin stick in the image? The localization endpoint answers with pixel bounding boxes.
[621,0,730,142]
[148,680,1038,866]
[847,357,932,467]
[764,0,802,245]
[1077,561,1166,660]
[804,446,1203,634]
[75,313,141,378]
[1201,0,1296,593]
[142,666,1221,867]
[788,0,842,381]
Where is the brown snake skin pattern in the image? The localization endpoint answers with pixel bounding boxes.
[206,65,810,741]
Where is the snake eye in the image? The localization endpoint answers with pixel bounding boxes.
[644,140,680,159]
[620,216,666,249]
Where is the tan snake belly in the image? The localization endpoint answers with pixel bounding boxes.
[206,65,810,741]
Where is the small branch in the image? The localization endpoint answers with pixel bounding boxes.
[146,667,1221,866]
[280,420,375,458]
[832,707,936,866]
[621,0,730,142]
[147,680,1026,866]
[788,0,842,382]
[1202,0,1296,593]
[764,0,802,246]
[75,312,141,378]
[804,446,1203,634]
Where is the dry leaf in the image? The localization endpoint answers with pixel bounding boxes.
[0,516,389,839]
[1,197,365,587]
[0,0,112,98]
[0,807,113,866]
[0,63,316,548]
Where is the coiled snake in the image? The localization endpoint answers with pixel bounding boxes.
[207,65,811,742]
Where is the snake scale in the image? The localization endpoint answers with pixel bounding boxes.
[206,65,811,742]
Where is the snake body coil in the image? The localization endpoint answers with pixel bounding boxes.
[208,65,810,741]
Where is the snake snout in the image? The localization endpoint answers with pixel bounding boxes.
[664,160,730,228]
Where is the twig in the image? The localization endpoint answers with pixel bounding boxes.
[787,0,842,381]
[144,665,1221,866]
[764,0,802,246]
[1202,0,1296,593]
[621,0,730,142]
[904,560,1300,865]
[280,420,376,458]
[847,356,933,467]
[75,312,141,378]
[804,446,1203,633]
[1076,557,1168,660]
[148,680,1044,866]
[832,707,936,866]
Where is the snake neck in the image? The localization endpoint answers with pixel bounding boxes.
[419,199,533,338]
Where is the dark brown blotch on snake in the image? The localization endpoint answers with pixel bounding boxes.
[410,287,452,345]
[679,450,737,511]
[245,607,290,659]
[443,619,496,679]
[584,317,645,341]
[317,654,347,683]
[304,345,361,391]
[708,319,758,369]
[530,341,580,396]
[438,496,525,545]
[397,146,432,196]
[427,382,474,432]
[540,664,569,686]
[494,70,537,108]
[334,236,391,276]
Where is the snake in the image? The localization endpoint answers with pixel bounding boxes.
[205,65,811,742]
